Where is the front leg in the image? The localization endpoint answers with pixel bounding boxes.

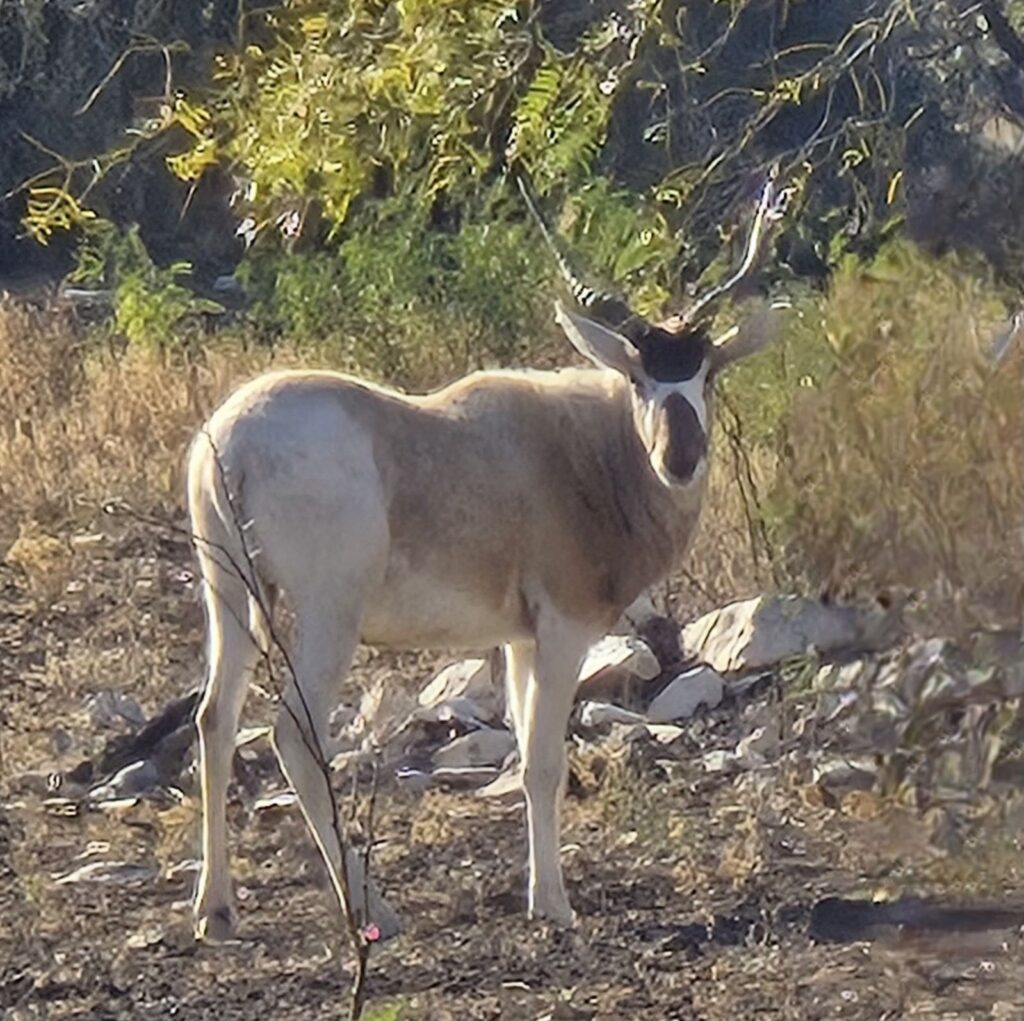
[520,616,592,926]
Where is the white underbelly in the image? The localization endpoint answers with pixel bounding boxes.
[360,575,529,650]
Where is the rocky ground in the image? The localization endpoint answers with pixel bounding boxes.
[2,520,1024,1020]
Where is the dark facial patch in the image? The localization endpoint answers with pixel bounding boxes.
[661,393,707,481]
[634,326,709,382]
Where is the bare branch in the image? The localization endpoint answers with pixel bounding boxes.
[76,40,190,117]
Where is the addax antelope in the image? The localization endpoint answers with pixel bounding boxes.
[187,172,791,941]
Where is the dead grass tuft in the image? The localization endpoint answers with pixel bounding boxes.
[0,299,347,561]
[6,519,73,601]
[774,245,1024,633]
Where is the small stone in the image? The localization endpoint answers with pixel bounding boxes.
[413,695,490,725]
[432,727,516,769]
[50,728,74,756]
[419,658,495,710]
[93,797,141,815]
[85,691,146,730]
[613,591,661,633]
[645,724,686,744]
[394,768,433,793]
[579,701,647,728]
[646,666,725,722]
[252,790,298,812]
[702,750,735,773]
[812,756,877,790]
[88,759,160,801]
[475,767,523,803]
[579,635,660,684]
[430,765,502,789]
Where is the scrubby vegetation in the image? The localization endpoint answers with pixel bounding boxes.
[1,3,1023,1019]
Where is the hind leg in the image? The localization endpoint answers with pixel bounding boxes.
[272,586,399,938]
[193,569,263,942]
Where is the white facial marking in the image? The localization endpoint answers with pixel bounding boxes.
[650,360,709,431]
[638,359,712,489]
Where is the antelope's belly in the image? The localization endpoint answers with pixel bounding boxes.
[360,556,529,650]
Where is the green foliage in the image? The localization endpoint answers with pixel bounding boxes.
[238,196,552,386]
[216,0,537,228]
[719,289,835,448]
[508,50,612,190]
[72,224,219,349]
[560,178,678,315]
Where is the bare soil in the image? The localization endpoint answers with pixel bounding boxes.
[2,525,1023,1020]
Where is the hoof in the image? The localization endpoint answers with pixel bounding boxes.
[194,903,237,943]
[528,900,577,929]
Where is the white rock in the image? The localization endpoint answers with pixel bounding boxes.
[419,658,501,718]
[475,767,523,803]
[432,727,516,769]
[645,724,687,744]
[253,790,298,812]
[579,635,661,685]
[413,695,490,725]
[702,750,735,773]
[645,666,725,722]
[682,595,867,673]
[579,701,648,728]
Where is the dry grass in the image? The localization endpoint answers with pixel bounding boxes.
[0,300,346,552]
[773,245,1024,633]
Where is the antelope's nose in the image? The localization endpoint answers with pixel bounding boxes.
[661,393,707,482]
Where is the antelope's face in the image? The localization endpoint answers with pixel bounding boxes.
[555,300,785,488]
[630,325,714,487]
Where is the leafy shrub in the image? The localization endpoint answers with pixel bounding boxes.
[240,199,556,387]
[767,241,1023,632]
[72,223,220,349]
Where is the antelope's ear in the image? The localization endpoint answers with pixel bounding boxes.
[554,302,643,380]
[708,297,791,372]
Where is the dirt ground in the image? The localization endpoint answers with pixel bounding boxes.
[2,523,1024,1021]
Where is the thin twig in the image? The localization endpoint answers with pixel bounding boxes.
[76,40,189,117]
[351,757,381,1021]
